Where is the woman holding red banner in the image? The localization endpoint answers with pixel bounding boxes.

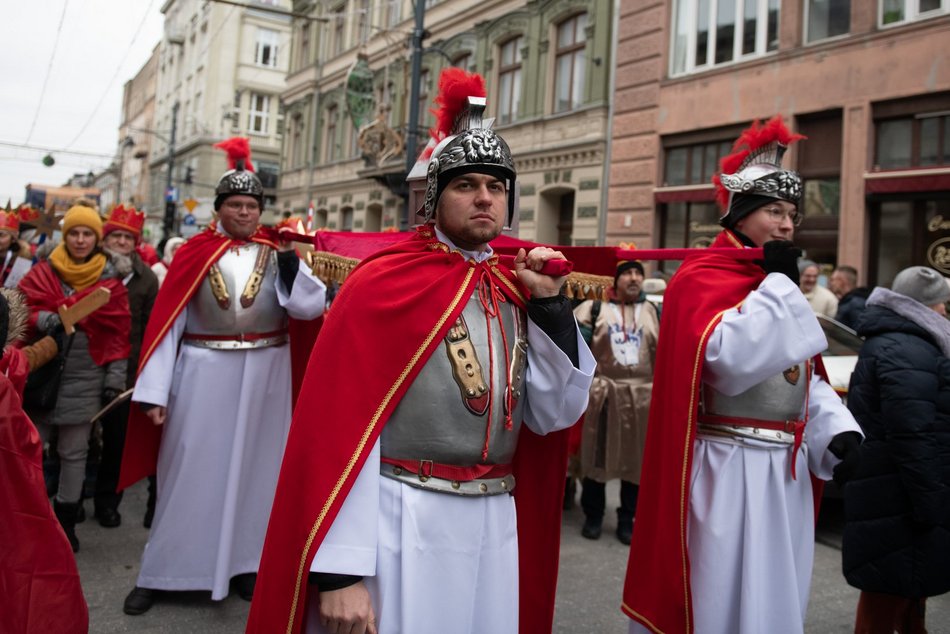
[18,202,131,552]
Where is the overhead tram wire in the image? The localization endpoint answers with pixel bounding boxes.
[25,0,70,145]
[63,0,163,150]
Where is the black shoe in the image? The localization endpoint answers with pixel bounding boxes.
[123,587,155,615]
[96,507,122,528]
[234,573,257,601]
[581,517,603,540]
[563,477,576,511]
[52,500,80,553]
[616,521,633,545]
[143,507,154,529]
[75,502,86,524]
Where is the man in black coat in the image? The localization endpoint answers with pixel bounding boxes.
[830,265,870,330]
[843,265,950,633]
[94,205,158,527]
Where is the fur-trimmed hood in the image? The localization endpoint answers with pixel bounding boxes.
[865,286,950,357]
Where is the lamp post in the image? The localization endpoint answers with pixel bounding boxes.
[163,101,180,242]
[403,0,426,229]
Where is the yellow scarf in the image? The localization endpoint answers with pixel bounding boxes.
[49,243,107,291]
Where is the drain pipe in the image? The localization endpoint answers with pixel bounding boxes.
[598,0,621,246]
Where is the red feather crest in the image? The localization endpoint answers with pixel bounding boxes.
[213,137,255,172]
[712,115,804,209]
[420,68,486,160]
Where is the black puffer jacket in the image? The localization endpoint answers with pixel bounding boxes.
[842,293,950,598]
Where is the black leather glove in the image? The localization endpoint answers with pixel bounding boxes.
[39,311,64,336]
[102,387,122,407]
[830,431,862,488]
[759,240,802,286]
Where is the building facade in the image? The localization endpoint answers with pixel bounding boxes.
[609,1,950,286]
[279,0,615,245]
[116,44,160,224]
[148,0,292,232]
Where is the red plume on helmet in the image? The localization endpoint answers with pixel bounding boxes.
[712,115,804,210]
[213,137,256,172]
[420,68,486,160]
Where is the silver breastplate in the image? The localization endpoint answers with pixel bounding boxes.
[701,362,808,422]
[185,243,287,337]
[381,290,528,466]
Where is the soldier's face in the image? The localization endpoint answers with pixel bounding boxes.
[218,195,261,240]
[435,173,506,252]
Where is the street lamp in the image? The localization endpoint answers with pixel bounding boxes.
[124,102,180,243]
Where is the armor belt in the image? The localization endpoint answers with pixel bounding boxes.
[380,457,515,497]
[182,328,289,350]
[698,413,806,476]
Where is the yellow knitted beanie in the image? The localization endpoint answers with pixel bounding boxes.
[62,205,103,241]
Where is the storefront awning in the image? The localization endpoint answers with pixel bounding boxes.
[865,168,950,194]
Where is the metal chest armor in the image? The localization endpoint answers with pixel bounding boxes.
[380,289,528,493]
[699,361,809,444]
[183,242,288,349]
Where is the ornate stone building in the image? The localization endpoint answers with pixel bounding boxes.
[147,0,292,231]
[279,0,614,245]
[609,1,950,285]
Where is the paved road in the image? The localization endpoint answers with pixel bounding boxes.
[76,480,950,633]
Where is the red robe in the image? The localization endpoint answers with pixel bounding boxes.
[118,226,282,490]
[621,230,764,634]
[0,351,88,634]
[247,226,569,634]
[18,261,131,366]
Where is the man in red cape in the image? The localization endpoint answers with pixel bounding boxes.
[621,118,862,634]
[119,138,327,615]
[248,69,595,634]
[0,290,88,634]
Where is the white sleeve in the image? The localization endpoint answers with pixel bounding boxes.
[704,273,827,396]
[805,374,863,480]
[131,308,186,408]
[277,258,327,320]
[522,319,595,435]
[309,438,379,577]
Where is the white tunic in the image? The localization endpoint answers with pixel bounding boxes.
[630,273,861,634]
[306,236,596,634]
[2,252,32,288]
[133,258,326,600]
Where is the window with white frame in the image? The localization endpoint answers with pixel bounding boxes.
[880,0,948,26]
[333,5,346,55]
[255,28,279,67]
[356,0,371,44]
[806,0,850,42]
[325,104,339,162]
[453,52,475,73]
[418,69,430,129]
[554,14,587,114]
[386,0,402,26]
[498,37,522,124]
[248,93,270,134]
[669,0,779,76]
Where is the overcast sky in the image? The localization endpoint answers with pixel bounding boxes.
[0,0,165,204]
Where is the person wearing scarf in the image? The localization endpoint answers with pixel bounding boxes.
[622,117,861,634]
[18,203,131,553]
[573,259,660,545]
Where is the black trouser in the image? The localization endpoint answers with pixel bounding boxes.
[580,477,639,526]
[94,400,129,512]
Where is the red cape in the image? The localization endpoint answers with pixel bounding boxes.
[18,261,130,366]
[0,365,88,634]
[247,226,569,634]
[118,227,282,490]
[621,230,764,634]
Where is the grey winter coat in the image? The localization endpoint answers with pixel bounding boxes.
[30,257,128,426]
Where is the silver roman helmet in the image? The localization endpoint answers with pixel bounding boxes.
[213,137,264,211]
[409,69,516,227]
[713,116,805,228]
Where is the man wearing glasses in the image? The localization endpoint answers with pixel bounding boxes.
[622,117,862,634]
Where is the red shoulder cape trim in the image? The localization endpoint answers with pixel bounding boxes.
[248,228,564,634]
[118,227,280,490]
[621,230,764,634]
